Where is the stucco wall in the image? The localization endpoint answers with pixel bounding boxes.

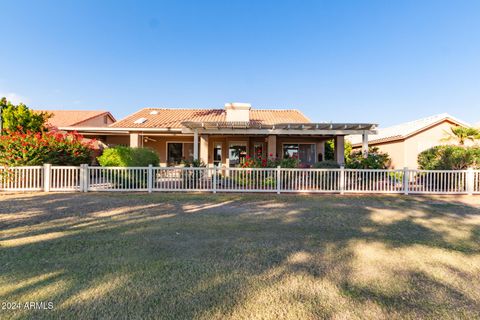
[403,121,458,169]
[75,115,115,127]
[369,140,406,169]
[353,120,462,169]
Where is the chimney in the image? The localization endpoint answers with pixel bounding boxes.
[224,103,251,122]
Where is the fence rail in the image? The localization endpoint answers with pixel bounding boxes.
[1,165,479,195]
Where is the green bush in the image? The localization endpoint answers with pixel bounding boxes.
[346,147,391,169]
[313,160,341,169]
[418,145,480,170]
[97,146,159,167]
[1,97,51,133]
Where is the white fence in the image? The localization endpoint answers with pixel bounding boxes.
[1,165,479,195]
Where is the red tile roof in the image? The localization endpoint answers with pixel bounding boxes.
[35,110,115,127]
[111,108,310,129]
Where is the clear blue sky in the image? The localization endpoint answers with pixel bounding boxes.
[1,0,479,127]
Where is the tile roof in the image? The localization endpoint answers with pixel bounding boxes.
[348,113,471,145]
[110,108,311,129]
[35,110,114,127]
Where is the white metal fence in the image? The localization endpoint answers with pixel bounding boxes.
[1,165,479,195]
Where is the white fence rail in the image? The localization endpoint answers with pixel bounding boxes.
[1,165,479,195]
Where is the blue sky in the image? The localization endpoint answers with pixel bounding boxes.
[1,0,479,127]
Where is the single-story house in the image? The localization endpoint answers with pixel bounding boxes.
[35,110,116,127]
[59,103,377,167]
[349,113,471,169]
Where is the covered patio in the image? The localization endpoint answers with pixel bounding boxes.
[182,121,376,167]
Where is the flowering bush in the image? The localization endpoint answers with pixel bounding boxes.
[0,129,94,166]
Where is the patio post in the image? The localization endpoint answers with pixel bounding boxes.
[334,136,345,165]
[362,132,369,158]
[200,135,209,164]
[193,129,199,160]
[129,133,141,148]
[267,135,277,159]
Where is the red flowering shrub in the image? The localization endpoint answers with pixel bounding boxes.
[241,154,300,168]
[0,129,94,166]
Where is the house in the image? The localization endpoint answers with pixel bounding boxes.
[349,113,471,169]
[35,110,116,127]
[59,103,377,167]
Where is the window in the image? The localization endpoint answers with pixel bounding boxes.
[213,143,222,166]
[103,115,108,124]
[167,142,194,165]
[229,142,247,167]
[283,143,316,165]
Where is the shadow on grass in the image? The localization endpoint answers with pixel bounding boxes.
[0,193,479,319]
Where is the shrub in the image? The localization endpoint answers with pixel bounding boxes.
[346,147,391,169]
[97,146,159,167]
[1,97,51,133]
[418,145,480,170]
[0,129,94,166]
[313,160,341,169]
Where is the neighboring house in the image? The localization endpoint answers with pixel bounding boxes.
[59,103,377,167]
[35,110,116,127]
[349,113,471,169]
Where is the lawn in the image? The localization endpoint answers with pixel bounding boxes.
[0,193,479,320]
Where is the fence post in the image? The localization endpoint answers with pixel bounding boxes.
[79,164,85,192]
[340,166,345,195]
[403,167,409,195]
[43,163,51,192]
[213,166,217,194]
[83,164,89,192]
[276,166,281,194]
[467,167,474,195]
[148,164,153,193]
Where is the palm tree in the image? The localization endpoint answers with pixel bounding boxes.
[443,126,480,145]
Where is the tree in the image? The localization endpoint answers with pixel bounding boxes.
[443,126,480,145]
[0,97,50,134]
[418,145,480,170]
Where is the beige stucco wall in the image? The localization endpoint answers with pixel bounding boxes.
[368,140,406,169]
[75,114,115,127]
[402,121,458,169]
[105,135,129,146]
[354,120,463,169]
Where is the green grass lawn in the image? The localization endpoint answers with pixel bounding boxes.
[0,193,479,319]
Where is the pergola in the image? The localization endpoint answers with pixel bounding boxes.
[182,121,377,164]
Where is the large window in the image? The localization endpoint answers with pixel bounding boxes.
[167,142,193,165]
[229,142,247,167]
[283,143,316,165]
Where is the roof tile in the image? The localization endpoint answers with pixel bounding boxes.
[35,110,113,127]
[111,108,310,128]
